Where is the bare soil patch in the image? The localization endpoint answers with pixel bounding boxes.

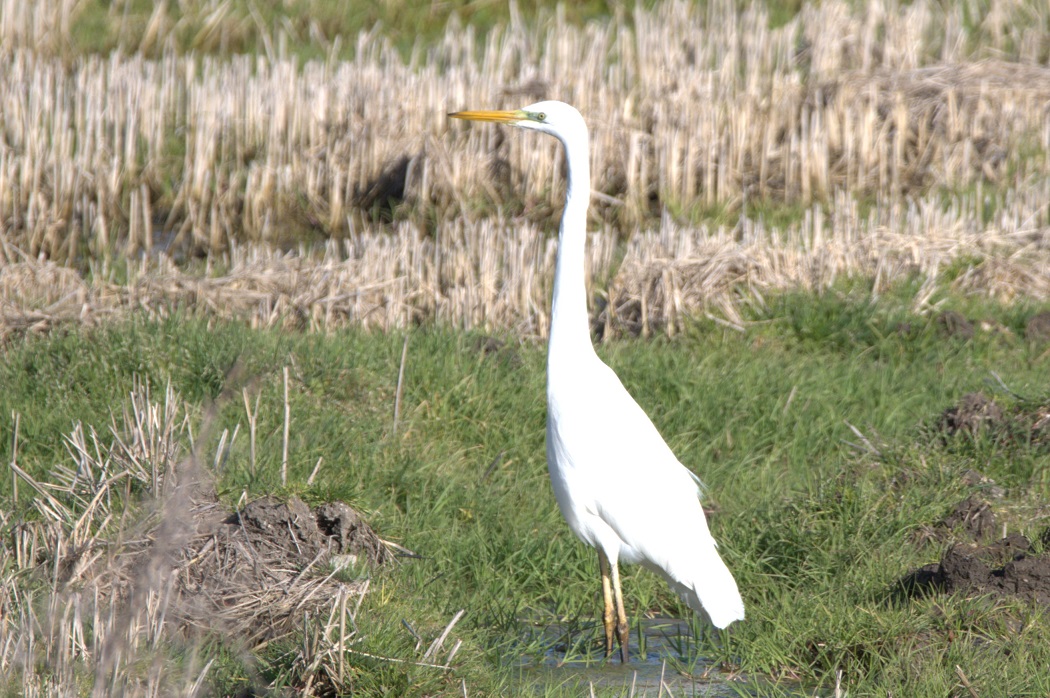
[894,392,1050,605]
[933,392,1050,449]
[939,496,997,541]
[938,534,1050,605]
[899,494,1050,605]
[936,393,1005,438]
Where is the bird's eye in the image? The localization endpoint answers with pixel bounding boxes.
[537,112,546,122]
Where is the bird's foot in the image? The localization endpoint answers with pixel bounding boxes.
[616,620,630,663]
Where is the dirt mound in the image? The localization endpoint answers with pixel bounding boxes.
[933,392,1050,451]
[897,536,1050,604]
[317,500,395,564]
[898,498,1050,605]
[179,495,390,643]
[912,492,999,546]
[936,393,1005,437]
[237,495,327,553]
[939,496,997,540]
[939,535,1050,605]
[2,385,436,697]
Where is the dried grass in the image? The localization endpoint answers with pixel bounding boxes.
[2,181,1048,340]
[0,0,1047,334]
[0,383,452,696]
[606,188,1050,334]
[0,1,1048,259]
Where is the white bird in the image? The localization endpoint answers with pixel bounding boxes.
[450,101,744,662]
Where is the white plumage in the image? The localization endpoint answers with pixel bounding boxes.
[451,100,744,662]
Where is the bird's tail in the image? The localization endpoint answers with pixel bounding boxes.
[657,544,744,629]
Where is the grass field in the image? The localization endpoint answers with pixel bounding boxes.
[2,287,1049,696]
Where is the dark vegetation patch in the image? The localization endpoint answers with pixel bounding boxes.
[1026,311,1050,344]
[471,334,522,367]
[895,391,1050,607]
[355,154,414,221]
[935,310,975,340]
[931,391,1050,451]
[936,393,1005,438]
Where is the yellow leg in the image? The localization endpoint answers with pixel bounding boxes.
[609,555,630,663]
[598,549,615,659]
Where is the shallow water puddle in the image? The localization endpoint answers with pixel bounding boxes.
[516,618,774,696]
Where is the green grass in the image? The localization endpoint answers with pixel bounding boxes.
[63,0,811,63]
[53,0,1023,75]
[64,0,653,63]
[57,0,1050,65]
[2,288,1049,695]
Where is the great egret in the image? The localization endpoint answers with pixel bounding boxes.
[450,101,744,662]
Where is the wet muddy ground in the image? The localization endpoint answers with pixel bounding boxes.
[517,618,772,696]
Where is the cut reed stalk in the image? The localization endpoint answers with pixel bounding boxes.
[0,1,1048,263]
[2,185,1047,339]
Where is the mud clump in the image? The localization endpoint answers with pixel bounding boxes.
[236,495,327,555]
[316,500,392,563]
[234,496,390,565]
[939,496,997,540]
[179,495,390,643]
[936,392,1005,437]
[933,392,1050,451]
[230,495,390,565]
[911,494,999,547]
[939,535,1050,605]
[900,498,1050,605]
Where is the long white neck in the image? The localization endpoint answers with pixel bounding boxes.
[548,129,594,365]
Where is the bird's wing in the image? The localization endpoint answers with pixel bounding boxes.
[570,361,745,627]
[575,362,716,548]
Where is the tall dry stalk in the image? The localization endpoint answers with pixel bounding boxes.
[0,0,1048,260]
[2,182,1049,339]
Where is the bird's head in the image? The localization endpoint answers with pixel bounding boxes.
[449,100,587,145]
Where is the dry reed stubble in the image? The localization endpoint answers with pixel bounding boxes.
[2,181,1049,340]
[0,1,1049,260]
[0,382,426,696]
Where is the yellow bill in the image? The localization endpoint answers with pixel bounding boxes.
[448,109,525,123]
